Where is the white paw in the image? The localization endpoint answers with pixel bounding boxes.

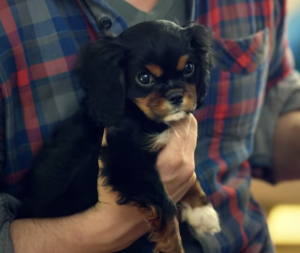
[181,203,221,235]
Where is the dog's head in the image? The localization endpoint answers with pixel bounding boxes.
[80,20,213,126]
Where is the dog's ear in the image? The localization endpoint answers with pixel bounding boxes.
[182,23,214,109]
[78,35,126,126]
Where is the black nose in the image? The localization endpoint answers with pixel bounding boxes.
[167,91,183,105]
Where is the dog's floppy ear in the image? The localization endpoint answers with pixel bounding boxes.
[182,23,214,109]
[78,35,126,126]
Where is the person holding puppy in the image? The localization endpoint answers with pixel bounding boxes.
[1,0,300,253]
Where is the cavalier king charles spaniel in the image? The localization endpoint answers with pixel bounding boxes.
[19,20,220,253]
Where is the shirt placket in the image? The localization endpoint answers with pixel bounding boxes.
[78,0,128,37]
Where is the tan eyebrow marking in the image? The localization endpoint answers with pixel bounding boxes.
[146,64,164,77]
[176,55,189,70]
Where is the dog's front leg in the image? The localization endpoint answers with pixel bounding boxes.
[139,203,184,253]
[180,180,221,235]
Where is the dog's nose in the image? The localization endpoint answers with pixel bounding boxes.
[167,91,183,105]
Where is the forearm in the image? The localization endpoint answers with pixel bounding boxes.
[273,110,300,182]
[11,204,147,253]
[251,70,300,183]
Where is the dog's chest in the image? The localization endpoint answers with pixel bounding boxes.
[102,123,172,153]
[145,129,172,152]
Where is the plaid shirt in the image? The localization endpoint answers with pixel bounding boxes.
[0,0,299,252]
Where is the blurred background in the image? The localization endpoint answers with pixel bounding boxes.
[251,1,300,251]
[251,2,300,253]
[287,1,300,73]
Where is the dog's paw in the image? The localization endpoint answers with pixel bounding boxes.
[181,203,221,235]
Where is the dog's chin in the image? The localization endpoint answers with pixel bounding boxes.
[163,111,189,123]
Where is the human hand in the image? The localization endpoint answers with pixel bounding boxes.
[156,113,198,203]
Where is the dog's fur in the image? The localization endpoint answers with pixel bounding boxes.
[18,20,220,253]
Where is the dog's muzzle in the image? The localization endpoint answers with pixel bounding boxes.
[166,91,183,105]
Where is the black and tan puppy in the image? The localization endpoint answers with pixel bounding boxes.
[19,20,220,253]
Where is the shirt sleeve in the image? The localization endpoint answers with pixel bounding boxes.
[0,72,19,253]
[0,194,21,253]
[250,0,300,183]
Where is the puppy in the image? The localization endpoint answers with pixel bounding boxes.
[19,20,220,253]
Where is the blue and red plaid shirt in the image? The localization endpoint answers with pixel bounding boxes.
[1,0,300,252]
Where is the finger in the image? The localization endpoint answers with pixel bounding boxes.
[157,114,195,176]
[164,114,193,154]
[184,114,198,154]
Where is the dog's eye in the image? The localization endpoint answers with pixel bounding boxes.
[183,63,195,77]
[136,72,154,86]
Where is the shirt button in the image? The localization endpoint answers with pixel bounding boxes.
[99,17,112,30]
